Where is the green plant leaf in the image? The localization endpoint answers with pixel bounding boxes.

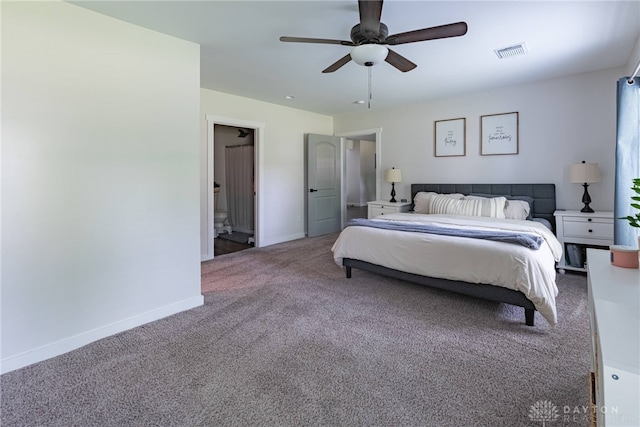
[624,179,640,227]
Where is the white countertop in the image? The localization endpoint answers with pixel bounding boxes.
[588,249,640,426]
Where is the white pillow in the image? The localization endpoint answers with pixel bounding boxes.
[504,200,531,221]
[413,192,464,214]
[465,196,530,221]
[431,194,507,218]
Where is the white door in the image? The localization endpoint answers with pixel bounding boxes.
[306,134,341,237]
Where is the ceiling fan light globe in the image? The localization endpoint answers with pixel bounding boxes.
[350,44,389,66]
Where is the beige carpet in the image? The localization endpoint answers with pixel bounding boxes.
[1,233,591,426]
[202,233,341,293]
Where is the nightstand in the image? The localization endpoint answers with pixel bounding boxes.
[367,201,411,219]
[554,210,614,273]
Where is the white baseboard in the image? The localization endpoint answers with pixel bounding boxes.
[0,295,204,374]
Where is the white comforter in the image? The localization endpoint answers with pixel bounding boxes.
[331,213,563,325]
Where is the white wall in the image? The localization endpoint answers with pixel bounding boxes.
[334,66,625,212]
[626,34,640,75]
[1,1,203,373]
[200,90,333,252]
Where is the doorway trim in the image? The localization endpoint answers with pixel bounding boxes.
[204,115,265,261]
[335,127,382,226]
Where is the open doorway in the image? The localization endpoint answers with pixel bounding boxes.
[344,136,376,221]
[213,124,255,256]
[336,128,382,225]
[204,115,264,261]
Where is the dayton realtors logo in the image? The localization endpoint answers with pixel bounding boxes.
[528,399,621,425]
[528,400,560,426]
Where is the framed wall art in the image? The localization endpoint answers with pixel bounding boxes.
[434,117,466,157]
[480,112,519,155]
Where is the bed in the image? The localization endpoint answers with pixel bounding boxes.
[332,183,562,326]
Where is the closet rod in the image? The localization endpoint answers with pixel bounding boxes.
[628,58,640,84]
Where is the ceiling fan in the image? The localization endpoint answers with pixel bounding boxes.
[280,0,468,73]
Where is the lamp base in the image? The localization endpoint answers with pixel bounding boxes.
[389,182,397,203]
[580,183,594,213]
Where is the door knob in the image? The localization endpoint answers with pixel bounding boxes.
[309,189,318,192]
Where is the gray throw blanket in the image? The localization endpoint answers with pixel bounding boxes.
[346,218,543,249]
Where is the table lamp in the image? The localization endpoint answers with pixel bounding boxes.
[570,161,601,213]
[385,167,402,203]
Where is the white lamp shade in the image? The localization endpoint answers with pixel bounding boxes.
[351,44,389,66]
[385,168,402,183]
[570,162,601,183]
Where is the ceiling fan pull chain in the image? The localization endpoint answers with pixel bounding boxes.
[368,66,372,109]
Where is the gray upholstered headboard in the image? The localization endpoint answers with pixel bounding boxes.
[410,183,556,232]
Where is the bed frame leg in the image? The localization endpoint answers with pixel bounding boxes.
[525,308,535,326]
[346,266,352,279]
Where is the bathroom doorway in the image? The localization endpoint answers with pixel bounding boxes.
[213,124,255,256]
[336,128,382,226]
[203,115,263,261]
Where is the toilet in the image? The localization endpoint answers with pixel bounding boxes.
[214,210,232,236]
[214,186,232,237]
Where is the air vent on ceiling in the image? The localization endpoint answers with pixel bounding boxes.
[494,43,528,59]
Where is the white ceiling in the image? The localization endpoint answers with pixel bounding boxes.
[72,0,640,116]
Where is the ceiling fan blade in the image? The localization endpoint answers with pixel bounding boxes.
[322,54,352,73]
[385,21,468,45]
[280,36,354,46]
[385,49,417,72]
[358,0,383,38]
